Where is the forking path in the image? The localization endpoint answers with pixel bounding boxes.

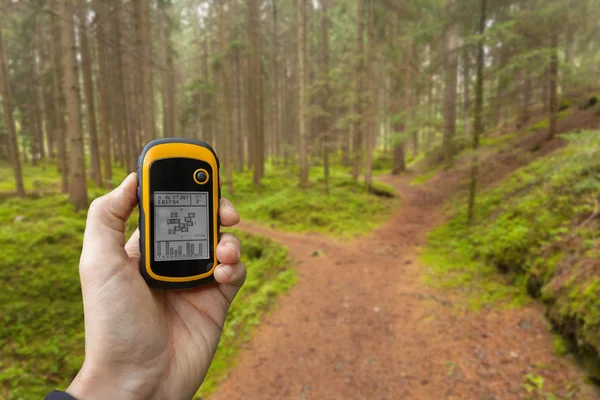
[209,171,598,399]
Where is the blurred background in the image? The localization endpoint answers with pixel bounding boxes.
[0,0,599,398]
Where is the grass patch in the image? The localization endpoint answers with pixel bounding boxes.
[0,160,130,195]
[0,183,293,399]
[410,165,443,186]
[480,132,517,148]
[422,130,600,377]
[224,164,397,239]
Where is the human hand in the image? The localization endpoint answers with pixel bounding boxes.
[67,173,245,400]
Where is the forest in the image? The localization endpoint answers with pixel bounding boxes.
[1,0,600,398]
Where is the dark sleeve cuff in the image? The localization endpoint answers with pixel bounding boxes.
[44,391,78,400]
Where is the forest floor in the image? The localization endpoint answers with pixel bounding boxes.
[209,135,600,398]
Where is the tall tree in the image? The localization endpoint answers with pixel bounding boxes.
[217,0,233,195]
[364,0,375,191]
[296,0,308,188]
[94,0,112,188]
[247,0,264,188]
[467,0,486,224]
[351,0,365,181]
[548,31,558,140]
[61,0,88,209]
[78,0,102,187]
[442,0,458,165]
[162,1,175,139]
[320,0,330,194]
[0,16,25,197]
[138,0,156,144]
[50,0,68,193]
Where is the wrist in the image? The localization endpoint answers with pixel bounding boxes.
[67,361,160,400]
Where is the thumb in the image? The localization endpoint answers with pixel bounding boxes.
[80,173,138,274]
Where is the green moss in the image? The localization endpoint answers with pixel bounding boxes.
[480,132,517,148]
[422,131,600,371]
[553,334,570,356]
[529,118,550,132]
[0,183,293,398]
[410,165,443,186]
[224,165,397,239]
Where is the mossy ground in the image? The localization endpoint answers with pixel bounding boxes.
[223,164,397,239]
[0,159,396,398]
[422,131,600,378]
[0,165,295,399]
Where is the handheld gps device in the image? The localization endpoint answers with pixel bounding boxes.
[137,138,220,289]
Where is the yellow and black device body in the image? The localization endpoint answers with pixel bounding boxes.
[137,138,220,290]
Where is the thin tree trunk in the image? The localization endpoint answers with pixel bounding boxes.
[61,0,88,209]
[139,0,155,143]
[94,0,112,188]
[442,0,459,165]
[351,0,365,181]
[463,46,471,139]
[364,0,375,191]
[565,26,575,65]
[520,67,532,128]
[0,17,25,196]
[234,48,244,172]
[271,0,281,164]
[320,0,330,194]
[248,0,264,188]
[548,32,558,140]
[217,0,234,195]
[78,0,102,187]
[468,0,486,224]
[116,0,136,171]
[31,35,46,162]
[296,0,308,188]
[50,0,68,192]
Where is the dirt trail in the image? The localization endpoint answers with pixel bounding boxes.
[209,173,597,400]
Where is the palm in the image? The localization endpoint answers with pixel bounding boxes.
[84,251,236,398]
[72,175,244,400]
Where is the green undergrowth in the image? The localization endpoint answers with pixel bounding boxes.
[0,191,293,399]
[223,164,397,239]
[410,165,444,186]
[423,130,600,379]
[0,160,130,195]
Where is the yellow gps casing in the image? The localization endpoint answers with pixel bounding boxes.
[137,139,220,289]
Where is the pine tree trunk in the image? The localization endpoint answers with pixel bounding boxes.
[139,0,155,143]
[520,67,532,128]
[351,0,365,181]
[78,0,102,187]
[271,0,281,164]
[162,4,175,139]
[468,0,486,225]
[463,47,471,138]
[248,0,264,188]
[320,0,330,194]
[115,0,136,171]
[442,0,458,165]
[217,0,234,195]
[364,0,375,191]
[296,0,309,188]
[31,38,46,162]
[234,49,245,172]
[548,32,558,140]
[0,17,25,197]
[94,0,112,188]
[50,0,69,193]
[61,0,88,209]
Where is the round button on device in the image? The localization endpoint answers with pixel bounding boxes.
[193,169,209,185]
